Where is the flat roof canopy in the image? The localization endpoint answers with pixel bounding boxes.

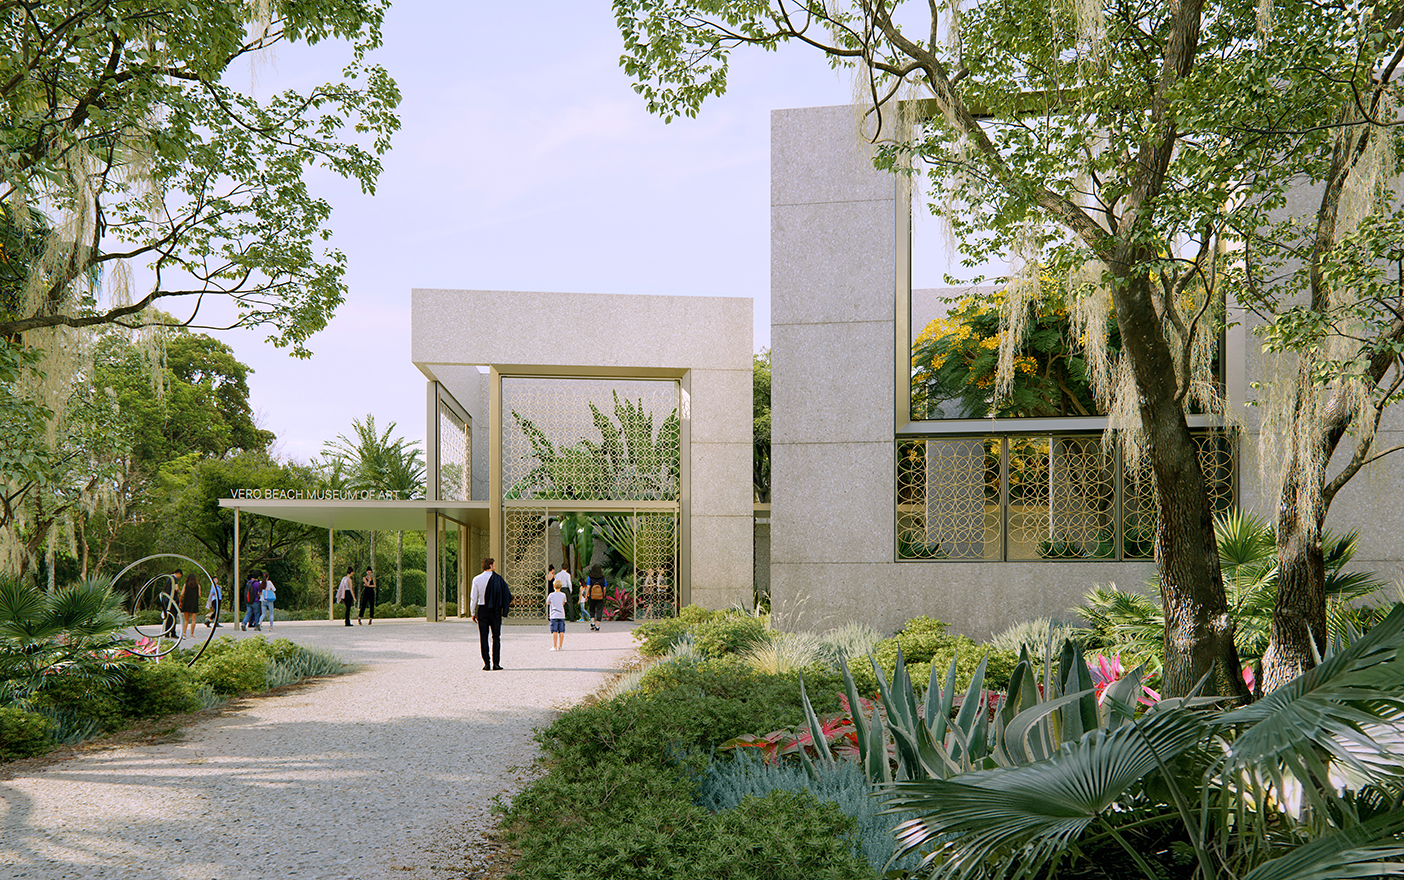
[217,499,489,532]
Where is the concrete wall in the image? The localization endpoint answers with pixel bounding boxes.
[410,289,754,610]
[769,105,1155,640]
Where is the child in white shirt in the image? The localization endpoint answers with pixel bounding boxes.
[546,577,568,651]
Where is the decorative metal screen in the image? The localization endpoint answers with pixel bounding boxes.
[630,511,678,619]
[438,401,470,502]
[898,438,999,560]
[503,506,549,616]
[501,377,680,501]
[899,431,1234,561]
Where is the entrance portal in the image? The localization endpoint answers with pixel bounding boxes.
[503,504,679,621]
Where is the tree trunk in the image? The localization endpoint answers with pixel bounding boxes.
[396,530,403,604]
[1110,268,1246,699]
[1262,466,1328,693]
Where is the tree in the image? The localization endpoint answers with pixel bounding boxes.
[615,0,1403,696]
[0,0,396,577]
[753,349,772,503]
[0,0,399,348]
[321,414,425,603]
[155,451,322,597]
[75,327,274,577]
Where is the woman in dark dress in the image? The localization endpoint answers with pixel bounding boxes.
[179,571,201,639]
[358,567,377,625]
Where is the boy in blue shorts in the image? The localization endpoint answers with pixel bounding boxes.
[547,576,568,651]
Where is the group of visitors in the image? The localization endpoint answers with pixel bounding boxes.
[241,572,277,631]
[336,566,378,626]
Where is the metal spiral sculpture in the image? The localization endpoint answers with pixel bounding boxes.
[112,554,222,665]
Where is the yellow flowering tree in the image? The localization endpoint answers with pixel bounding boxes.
[912,280,1117,419]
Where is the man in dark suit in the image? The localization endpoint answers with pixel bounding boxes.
[470,558,512,670]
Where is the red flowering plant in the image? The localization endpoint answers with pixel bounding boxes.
[721,692,879,765]
[602,586,634,622]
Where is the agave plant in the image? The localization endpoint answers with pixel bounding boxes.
[0,576,134,709]
[882,604,1404,879]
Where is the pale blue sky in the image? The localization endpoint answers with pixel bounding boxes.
[207,4,954,463]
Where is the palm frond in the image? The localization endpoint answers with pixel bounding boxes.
[1239,810,1404,880]
[885,709,1208,880]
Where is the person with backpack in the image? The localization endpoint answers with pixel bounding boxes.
[470,558,512,670]
[584,564,607,631]
[241,575,264,631]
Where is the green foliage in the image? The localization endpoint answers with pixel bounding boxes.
[692,613,770,659]
[913,282,1117,419]
[0,575,133,708]
[0,706,53,761]
[32,674,124,733]
[988,617,1088,661]
[870,616,1019,696]
[505,661,867,880]
[1083,510,1391,674]
[698,751,921,875]
[0,1,400,350]
[633,604,722,657]
[266,646,345,688]
[754,348,771,502]
[118,660,202,720]
[882,606,1404,880]
[505,392,681,501]
[398,570,426,606]
[188,635,295,695]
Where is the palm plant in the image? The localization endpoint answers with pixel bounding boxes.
[322,414,425,603]
[1082,509,1389,678]
[0,575,133,708]
[781,603,1404,877]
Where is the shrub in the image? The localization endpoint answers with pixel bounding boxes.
[698,751,921,876]
[870,616,1019,694]
[118,659,202,719]
[0,706,53,761]
[265,646,345,688]
[815,623,884,668]
[190,636,276,694]
[989,617,1088,660]
[633,604,721,657]
[32,672,124,732]
[692,613,770,659]
[399,569,427,606]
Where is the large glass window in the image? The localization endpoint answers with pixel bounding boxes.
[896,431,1235,561]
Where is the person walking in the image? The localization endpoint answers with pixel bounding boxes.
[358,567,377,625]
[206,576,222,628]
[584,563,607,631]
[470,558,512,670]
[336,567,356,627]
[242,575,263,631]
[260,572,276,629]
[546,576,567,651]
[179,571,200,639]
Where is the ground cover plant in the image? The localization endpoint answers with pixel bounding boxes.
[0,574,347,761]
[509,592,1404,879]
[501,608,1015,879]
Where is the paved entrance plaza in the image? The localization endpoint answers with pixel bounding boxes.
[1,619,640,879]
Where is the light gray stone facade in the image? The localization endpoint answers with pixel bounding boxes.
[410,289,754,610]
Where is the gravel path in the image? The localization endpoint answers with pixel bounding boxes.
[1,618,640,880]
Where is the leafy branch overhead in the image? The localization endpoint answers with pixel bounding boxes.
[0,0,401,352]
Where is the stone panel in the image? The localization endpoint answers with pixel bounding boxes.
[688,368,754,445]
[412,290,752,372]
[772,559,1156,640]
[770,321,893,445]
[690,442,753,517]
[689,514,754,609]
[771,201,896,327]
[771,441,894,564]
[772,105,895,208]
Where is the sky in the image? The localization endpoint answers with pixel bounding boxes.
[188,3,951,463]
